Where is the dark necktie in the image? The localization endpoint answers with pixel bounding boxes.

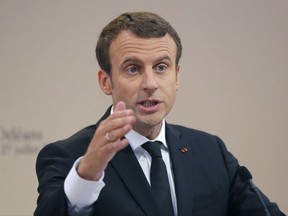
[142,141,174,216]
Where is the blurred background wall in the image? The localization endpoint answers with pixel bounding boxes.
[0,0,287,215]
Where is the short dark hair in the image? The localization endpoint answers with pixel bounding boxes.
[96,12,182,75]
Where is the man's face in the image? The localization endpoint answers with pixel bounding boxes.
[99,30,180,137]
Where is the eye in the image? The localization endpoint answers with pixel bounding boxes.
[127,65,139,74]
[155,64,167,73]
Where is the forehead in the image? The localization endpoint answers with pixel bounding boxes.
[109,30,177,63]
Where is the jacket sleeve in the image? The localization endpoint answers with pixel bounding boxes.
[34,143,76,216]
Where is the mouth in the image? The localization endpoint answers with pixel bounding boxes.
[141,100,160,106]
[138,98,162,106]
[137,99,163,112]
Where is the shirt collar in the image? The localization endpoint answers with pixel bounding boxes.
[125,120,167,151]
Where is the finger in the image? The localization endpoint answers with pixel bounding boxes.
[102,112,135,130]
[114,101,126,112]
[104,123,133,142]
[101,103,135,138]
[104,137,129,153]
[107,109,134,121]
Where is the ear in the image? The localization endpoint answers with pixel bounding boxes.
[176,65,180,90]
[98,70,112,95]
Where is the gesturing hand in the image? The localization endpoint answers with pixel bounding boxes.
[77,101,136,181]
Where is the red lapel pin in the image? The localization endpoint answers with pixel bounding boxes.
[181,147,188,153]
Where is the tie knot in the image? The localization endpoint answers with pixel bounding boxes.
[142,141,162,158]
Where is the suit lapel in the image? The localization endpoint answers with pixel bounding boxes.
[166,123,195,215]
[98,108,195,215]
[110,145,159,216]
[95,107,158,215]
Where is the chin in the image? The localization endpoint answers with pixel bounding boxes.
[138,116,163,128]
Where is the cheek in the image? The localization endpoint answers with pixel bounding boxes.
[164,78,179,93]
[112,82,137,100]
[164,84,178,104]
[161,86,174,99]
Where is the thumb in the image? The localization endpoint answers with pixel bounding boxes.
[114,101,126,112]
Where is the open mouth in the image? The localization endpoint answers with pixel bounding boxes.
[137,99,162,112]
[141,100,160,107]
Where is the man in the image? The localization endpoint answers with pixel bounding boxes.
[34,12,284,216]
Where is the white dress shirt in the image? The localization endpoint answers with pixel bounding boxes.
[64,120,177,216]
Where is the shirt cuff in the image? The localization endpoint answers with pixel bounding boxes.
[64,157,105,208]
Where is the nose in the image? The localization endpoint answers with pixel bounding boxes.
[141,69,158,91]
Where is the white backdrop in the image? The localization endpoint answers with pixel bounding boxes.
[0,0,287,215]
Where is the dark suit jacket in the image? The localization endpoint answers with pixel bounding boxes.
[34,107,284,216]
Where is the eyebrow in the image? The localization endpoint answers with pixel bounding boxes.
[155,55,172,63]
[120,57,140,69]
[121,54,172,68]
